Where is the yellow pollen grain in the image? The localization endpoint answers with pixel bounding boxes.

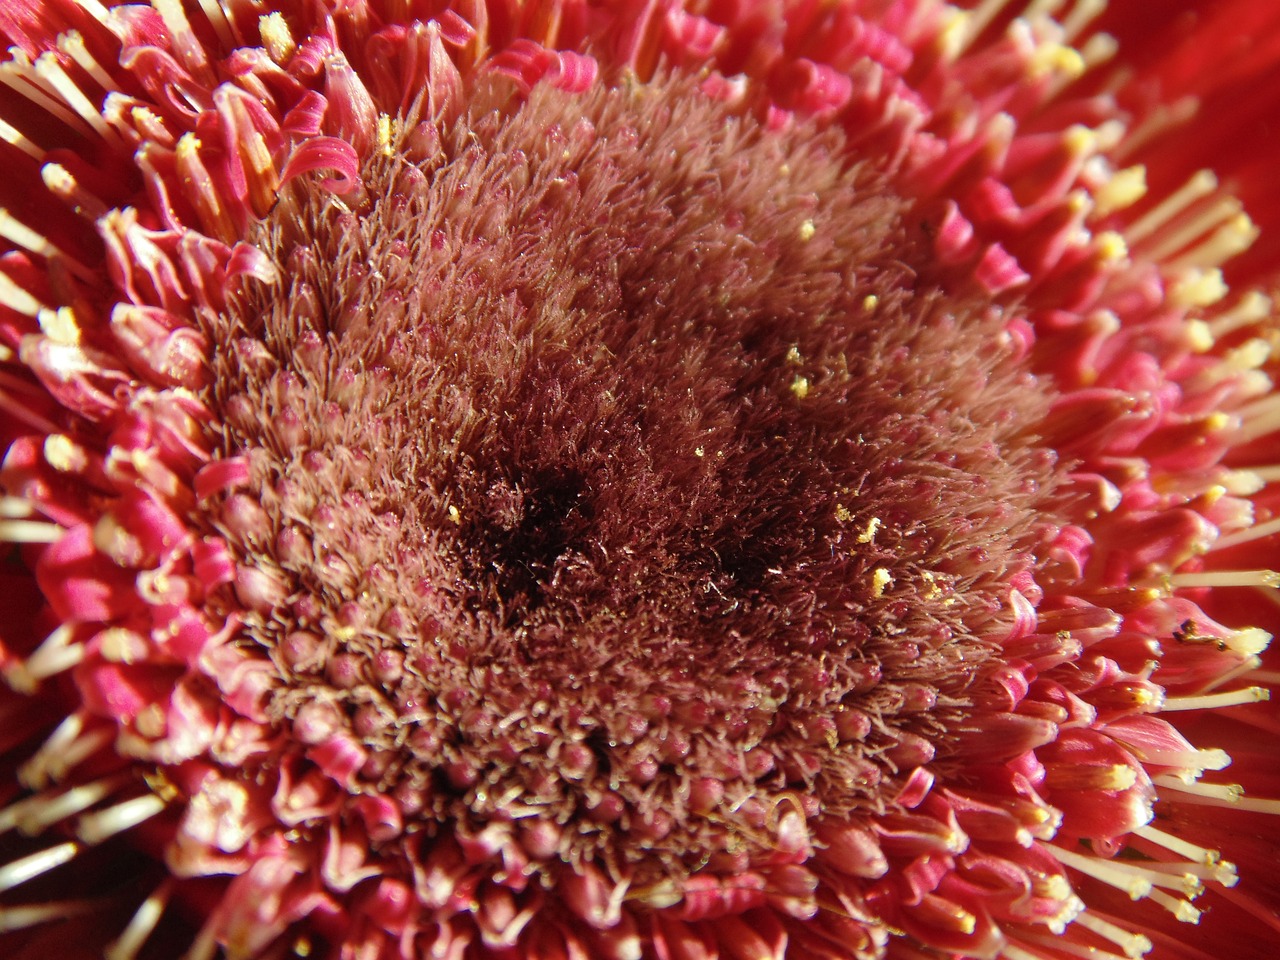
[1094,164,1147,217]
[921,570,943,599]
[862,294,878,312]
[1185,319,1214,353]
[1170,268,1228,308]
[871,567,893,598]
[799,219,816,241]
[259,12,296,63]
[37,306,80,345]
[447,505,462,524]
[790,375,810,400]
[937,8,968,60]
[135,703,166,738]
[1064,124,1097,157]
[694,446,705,458]
[377,114,395,157]
[43,434,82,472]
[835,503,853,523]
[1095,230,1128,262]
[92,514,131,557]
[857,517,881,544]
[1129,688,1158,709]
[785,345,802,364]
[1031,41,1085,80]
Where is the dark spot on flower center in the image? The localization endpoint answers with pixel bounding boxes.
[205,76,1059,880]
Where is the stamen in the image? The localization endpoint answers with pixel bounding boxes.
[152,0,215,85]
[44,433,89,473]
[1020,932,1138,960]
[0,841,78,893]
[181,923,221,960]
[131,106,175,147]
[9,777,126,836]
[1125,171,1218,245]
[76,793,168,845]
[1192,338,1270,391]
[1061,0,1108,44]
[1111,96,1198,162]
[19,713,111,790]
[105,881,172,960]
[0,386,62,434]
[1153,779,1280,816]
[42,162,110,219]
[32,52,122,147]
[1035,43,1088,96]
[1051,846,1152,900]
[0,116,42,159]
[1077,31,1117,71]
[0,208,96,280]
[956,0,1019,52]
[39,304,81,343]
[5,624,83,694]
[175,134,237,241]
[1002,944,1048,960]
[1092,164,1147,217]
[1248,465,1280,483]
[1134,745,1231,773]
[1200,654,1265,692]
[0,56,93,136]
[1218,470,1266,497]
[1209,291,1272,339]
[1233,389,1280,427]
[1025,0,1065,19]
[1182,323,1213,358]
[1167,569,1280,590]
[0,497,32,518]
[196,0,237,50]
[57,31,118,92]
[220,92,279,215]
[1146,888,1200,923]
[1058,845,1205,901]
[1154,775,1242,802]
[1160,687,1270,712]
[1235,393,1280,444]
[1168,267,1227,308]
[1142,195,1242,263]
[1074,910,1154,958]
[1168,213,1260,272]
[0,269,45,317]
[1212,515,1280,551]
[1133,855,1239,889]
[0,520,64,544]
[259,12,297,63]
[1132,824,1221,865]
[0,900,92,933]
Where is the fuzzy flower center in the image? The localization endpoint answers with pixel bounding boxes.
[207,77,1061,879]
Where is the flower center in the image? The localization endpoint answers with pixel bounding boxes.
[207,76,1061,880]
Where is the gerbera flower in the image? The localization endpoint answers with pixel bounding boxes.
[1,0,1279,958]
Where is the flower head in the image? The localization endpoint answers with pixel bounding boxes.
[0,1,1279,959]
